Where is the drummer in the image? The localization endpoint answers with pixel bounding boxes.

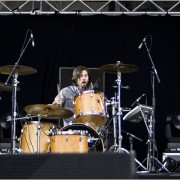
[52,65,93,127]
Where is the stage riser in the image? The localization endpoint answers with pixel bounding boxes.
[0,153,136,179]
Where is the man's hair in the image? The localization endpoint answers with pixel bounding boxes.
[72,65,92,86]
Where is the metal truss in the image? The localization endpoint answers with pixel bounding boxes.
[0,1,180,16]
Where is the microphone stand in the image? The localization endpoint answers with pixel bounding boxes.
[5,31,32,154]
[143,39,162,172]
[121,130,147,171]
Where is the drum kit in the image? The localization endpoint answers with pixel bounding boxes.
[0,61,146,156]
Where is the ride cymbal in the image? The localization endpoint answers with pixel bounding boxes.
[99,63,138,74]
[24,104,73,119]
[0,65,37,75]
[0,82,20,92]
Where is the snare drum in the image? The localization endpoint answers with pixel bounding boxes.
[74,90,107,126]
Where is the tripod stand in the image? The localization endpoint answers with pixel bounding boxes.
[139,105,170,173]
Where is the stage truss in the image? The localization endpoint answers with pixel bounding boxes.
[0,1,180,16]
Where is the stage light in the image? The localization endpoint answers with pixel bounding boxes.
[0,113,11,129]
[161,157,177,172]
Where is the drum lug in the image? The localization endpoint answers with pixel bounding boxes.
[80,136,83,142]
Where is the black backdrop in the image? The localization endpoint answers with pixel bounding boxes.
[0,15,180,164]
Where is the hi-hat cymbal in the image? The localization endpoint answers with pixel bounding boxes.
[0,65,37,75]
[99,63,139,74]
[24,104,74,119]
[0,82,20,92]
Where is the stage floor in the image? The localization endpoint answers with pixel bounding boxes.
[137,172,180,179]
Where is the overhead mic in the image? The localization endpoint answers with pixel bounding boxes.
[138,37,146,49]
[30,31,35,46]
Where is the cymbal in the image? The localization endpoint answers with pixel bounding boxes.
[99,63,138,74]
[0,65,37,75]
[24,104,73,119]
[0,82,20,92]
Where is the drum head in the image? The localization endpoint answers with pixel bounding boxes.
[60,123,104,152]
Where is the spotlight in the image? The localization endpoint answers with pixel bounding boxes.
[172,112,180,130]
[161,157,177,172]
[0,113,11,129]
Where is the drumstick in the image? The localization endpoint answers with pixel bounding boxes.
[57,84,60,98]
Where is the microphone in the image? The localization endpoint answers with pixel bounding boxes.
[138,37,146,49]
[30,31,35,46]
[131,94,146,107]
[93,80,99,90]
[122,85,130,89]
[112,85,130,89]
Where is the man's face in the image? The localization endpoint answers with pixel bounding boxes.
[76,70,89,89]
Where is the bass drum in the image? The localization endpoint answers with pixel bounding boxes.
[60,123,104,152]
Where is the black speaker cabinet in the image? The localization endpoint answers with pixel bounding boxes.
[0,153,136,179]
[59,67,105,93]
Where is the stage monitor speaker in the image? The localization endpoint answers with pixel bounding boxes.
[0,153,136,179]
[59,67,105,93]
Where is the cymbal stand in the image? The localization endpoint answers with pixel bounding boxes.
[4,29,33,154]
[109,63,124,152]
[11,73,19,154]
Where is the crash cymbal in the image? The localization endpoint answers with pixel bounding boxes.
[0,65,37,75]
[24,104,73,119]
[0,82,20,92]
[99,63,138,74]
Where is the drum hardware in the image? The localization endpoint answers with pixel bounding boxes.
[100,62,148,169]
[37,114,41,154]
[6,114,48,121]
[0,82,21,92]
[100,61,138,152]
